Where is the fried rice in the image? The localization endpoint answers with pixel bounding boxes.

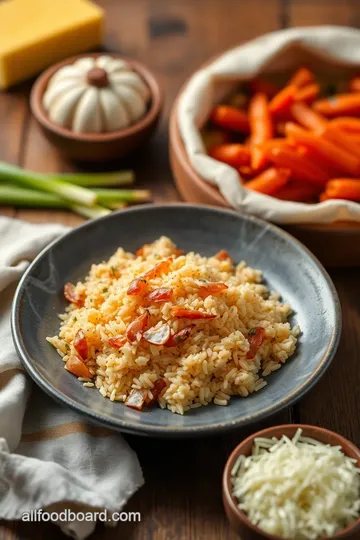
[47,236,298,415]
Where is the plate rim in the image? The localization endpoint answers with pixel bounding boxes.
[11,203,342,437]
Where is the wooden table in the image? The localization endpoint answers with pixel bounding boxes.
[1,1,360,538]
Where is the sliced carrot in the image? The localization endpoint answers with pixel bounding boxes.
[323,179,360,201]
[322,126,360,158]
[245,167,290,195]
[329,117,360,134]
[313,93,360,117]
[338,133,360,146]
[210,105,249,133]
[64,282,84,307]
[136,244,151,257]
[108,336,127,348]
[144,287,173,303]
[349,76,360,93]
[65,355,91,378]
[173,248,184,257]
[209,144,250,167]
[298,145,342,179]
[290,102,327,131]
[249,78,278,98]
[263,138,294,151]
[146,378,167,406]
[319,192,330,202]
[295,83,320,104]
[166,326,192,347]
[215,250,231,261]
[143,258,172,280]
[73,330,88,361]
[126,311,149,342]
[269,85,297,115]
[274,181,321,202]
[127,277,148,296]
[171,307,217,320]
[247,327,266,359]
[288,67,314,88]
[195,281,228,298]
[285,122,360,176]
[266,145,329,186]
[249,92,273,170]
[238,165,255,178]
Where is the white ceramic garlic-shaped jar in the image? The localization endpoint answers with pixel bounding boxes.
[42,56,150,133]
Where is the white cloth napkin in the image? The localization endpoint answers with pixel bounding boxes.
[178,25,360,225]
[0,217,144,539]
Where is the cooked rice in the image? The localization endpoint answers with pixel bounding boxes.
[47,236,298,415]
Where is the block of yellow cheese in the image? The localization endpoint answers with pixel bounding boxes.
[0,0,104,89]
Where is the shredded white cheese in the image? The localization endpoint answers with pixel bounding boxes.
[231,429,360,539]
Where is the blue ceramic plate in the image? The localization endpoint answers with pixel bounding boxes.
[12,204,341,437]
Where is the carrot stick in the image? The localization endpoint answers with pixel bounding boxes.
[349,76,360,93]
[249,93,273,170]
[299,145,342,178]
[238,165,255,178]
[269,85,297,115]
[319,192,330,202]
[329,117,360,133]
[295,83,320,104]
[285,122,360,176]
[288,67,314,88]
[210,105,249,133]
[274,181,321,202]
[263,138,295,151]
[266,146,329,186]
[313,93,360,117]
[336,133,360,146]
[245,167,290,194]
[249,78,278,98]
[322,126,360,158]
[209,144,250,167]
[323,179,360,201]
[290,102,327,131]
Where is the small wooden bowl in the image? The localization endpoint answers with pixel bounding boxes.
[169,92,360,268]
[222,424,360,540]
[30,53,163,162]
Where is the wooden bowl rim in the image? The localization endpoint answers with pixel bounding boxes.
[222,424,360,539]
[30,53,163,142]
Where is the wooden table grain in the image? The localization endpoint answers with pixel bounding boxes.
[1,1,360,539]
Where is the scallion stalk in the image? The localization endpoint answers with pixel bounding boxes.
[0,184,110,219]
[71,204,111,220]
[0,162,96,207]
[93,189,151,206]
[0,160,134,187]
[51,170,135,187]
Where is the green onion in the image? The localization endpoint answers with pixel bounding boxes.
[0,162,96,207]
[93,188,151,207]
[71,204,111,220]
[0,185,110,219]
[51,170,135,187]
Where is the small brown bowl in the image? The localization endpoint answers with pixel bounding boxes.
[30,53,163,162]
[222,424,360,540]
